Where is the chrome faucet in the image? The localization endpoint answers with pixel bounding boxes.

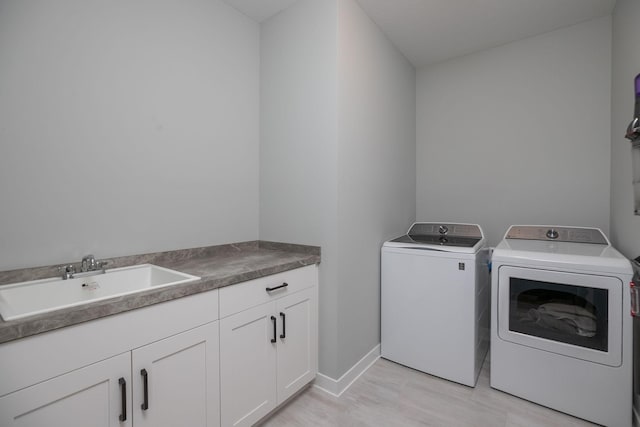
[81,254,98,272]
[58,255,108,280]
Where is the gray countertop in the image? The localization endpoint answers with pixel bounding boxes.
[0,241,320,344]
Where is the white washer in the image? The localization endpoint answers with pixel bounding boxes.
[381,222,490,387]
[491,225,633,427]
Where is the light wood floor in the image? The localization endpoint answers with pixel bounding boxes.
[261,355,598,426]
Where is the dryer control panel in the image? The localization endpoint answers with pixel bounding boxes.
[505,225,609,245]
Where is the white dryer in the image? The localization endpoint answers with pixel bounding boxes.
[381,222,490,387]
[491,225,633,427]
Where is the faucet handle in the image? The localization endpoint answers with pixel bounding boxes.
[58,264,75,272]
[81,254,97,272]
[57,264,76,279]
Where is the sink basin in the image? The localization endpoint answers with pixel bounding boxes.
[0,264,200,321]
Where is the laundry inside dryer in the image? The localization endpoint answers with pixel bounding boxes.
[508,278,608,351]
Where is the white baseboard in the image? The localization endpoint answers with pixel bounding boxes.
[313,344,380,397]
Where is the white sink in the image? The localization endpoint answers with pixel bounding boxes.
[0,264,200,321]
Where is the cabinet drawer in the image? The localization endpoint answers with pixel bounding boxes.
[219,265,317,318]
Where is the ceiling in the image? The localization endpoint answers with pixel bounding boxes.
[223,0,299,22]
[223,0,616,68]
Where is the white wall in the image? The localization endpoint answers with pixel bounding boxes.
[610,6,640,419]
[260,0,341,377]
[0,0,260,270]
[416,17,612,246]
[335,0,415,377]
[611,0,640,258]
[260,0,415,379]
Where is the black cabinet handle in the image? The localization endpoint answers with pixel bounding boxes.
[119,377,127,422]
[280,312,286,339]
[266,282,288,292]
[270,316,277,343]
[141,369,149,411]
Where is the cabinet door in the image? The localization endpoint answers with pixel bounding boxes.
[276,287,317,403]
[220,303,277,427]
[131,321,219,427]
[0,352,131,427]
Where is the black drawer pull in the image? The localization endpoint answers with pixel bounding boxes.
[280,312,286,339]
[266,282,289,292]
[141,369,149,410]
[271,316,277,343]
[119,377,127,422]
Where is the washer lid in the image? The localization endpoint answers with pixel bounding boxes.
[384,222,485,253]
[389,234,482,248]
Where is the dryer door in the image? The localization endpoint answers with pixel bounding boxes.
[497,265,623,367]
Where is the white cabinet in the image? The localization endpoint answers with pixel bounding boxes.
[220,303,277,426]
[0,264,318,427]
[276,287,317,403]
[131,322,220,427]
[0,352,132,427]
[132,321,220,427]
[0,322,219,427]
[219,265,318,427]
[0,289,220,427]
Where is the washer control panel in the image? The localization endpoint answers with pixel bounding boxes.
[505,225,608,244]
[408,223,483,239]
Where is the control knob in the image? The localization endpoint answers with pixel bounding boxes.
[546,228,559,240]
